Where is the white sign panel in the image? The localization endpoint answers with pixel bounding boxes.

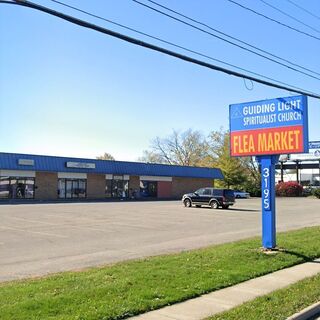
[66,162,96,169]
[58,172,87,179]
[0,170,36,178]
[290,140,320,161]
[18,159,35,166]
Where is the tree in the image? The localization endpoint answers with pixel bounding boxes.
[140,128,261,195]
[207,130,247,188]
[96,152,115,160]
[239,156,261,196]
[139,129,209,166]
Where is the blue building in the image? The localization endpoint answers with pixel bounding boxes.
[0,153,224,200]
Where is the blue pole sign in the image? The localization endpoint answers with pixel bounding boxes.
[257,155,278,248]
[229,95,309,249]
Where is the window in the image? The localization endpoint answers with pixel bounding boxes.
[195,188,205,196]
[58,179,87,199]
[213,189,223,196]
[0,177,35,199]
[0,177,10,199]
[140,181,157,197]
[204,188,212,195]
[105,180,112,198]
[105,176,129,198]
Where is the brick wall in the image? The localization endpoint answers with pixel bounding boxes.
[172,177,214,198]
[87,174,106,199]
[158,181,172,198]
[35,172,58,200]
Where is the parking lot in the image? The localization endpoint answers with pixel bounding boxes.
[0,197,319,282]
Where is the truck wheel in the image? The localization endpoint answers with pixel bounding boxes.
[184,199,192,207]
[210,200,219,209]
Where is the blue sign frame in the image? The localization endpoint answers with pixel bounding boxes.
[229,95,309,156]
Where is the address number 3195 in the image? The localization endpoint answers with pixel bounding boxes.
[263,168,270,210]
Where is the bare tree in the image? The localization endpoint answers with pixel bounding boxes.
[139,129,209,166]
[96,152,115,160]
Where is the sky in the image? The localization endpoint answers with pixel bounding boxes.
[1,0,320,161]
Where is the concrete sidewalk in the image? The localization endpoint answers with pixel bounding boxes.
[131,259,320,320]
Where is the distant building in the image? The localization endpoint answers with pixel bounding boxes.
[0,153,224,201]
[276,141,320,185]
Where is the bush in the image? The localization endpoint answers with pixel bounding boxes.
[243,180,261,197]
[276,181,303,197]
[312,188,320,199]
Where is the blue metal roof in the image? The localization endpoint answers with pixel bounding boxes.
[0,153,224,179]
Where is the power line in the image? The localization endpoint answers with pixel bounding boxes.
[285,0,320,22]
[132,0,320,82]
[226,0,320,42]
[48,0,319,92]
[259,0,320,34]
[3,0,320,99]
[140,0,320,78]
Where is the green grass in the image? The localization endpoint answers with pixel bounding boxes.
[0,226,319,320]
[209,273,320,320]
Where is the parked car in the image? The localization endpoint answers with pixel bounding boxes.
[233,190,250,198]
[182,188,235,209]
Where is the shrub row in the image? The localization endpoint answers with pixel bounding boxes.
[312,188,320,199]
[275,182,320,198]
[276,181,303,197]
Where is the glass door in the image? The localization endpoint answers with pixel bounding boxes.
[15,179,24,198]
[78,180,86,198]
[66,180,72,199]
[58,179,66,198]
[58,179,86,199]
[25,179,35,198]
[72,180,79,198]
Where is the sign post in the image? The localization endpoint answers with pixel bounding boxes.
[229,95,308,249]
[257,155,278,248]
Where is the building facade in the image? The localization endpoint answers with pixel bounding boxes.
[0,153,224,201]
[276,141,320,185]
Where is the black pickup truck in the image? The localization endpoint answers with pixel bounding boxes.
[182,188,235,209]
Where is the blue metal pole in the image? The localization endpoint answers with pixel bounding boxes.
[257,155,279,249]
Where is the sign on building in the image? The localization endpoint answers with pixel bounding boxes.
[229,95,308,156]
[66,162,96,169]
[289,140,320,161]
[18,159,35,166]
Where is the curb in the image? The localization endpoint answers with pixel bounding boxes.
[287,301,320,320]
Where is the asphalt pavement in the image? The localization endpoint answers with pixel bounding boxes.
[0,197,319,282]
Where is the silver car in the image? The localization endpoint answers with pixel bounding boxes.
[233,190,250,198]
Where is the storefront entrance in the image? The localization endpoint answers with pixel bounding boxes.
[105,175,129,198]
[58,179,86,199]
[0,177,35,199]
[140,181,157,197]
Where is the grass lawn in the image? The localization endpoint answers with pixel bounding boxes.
[209,273,320,320]
[0,226,319,320]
